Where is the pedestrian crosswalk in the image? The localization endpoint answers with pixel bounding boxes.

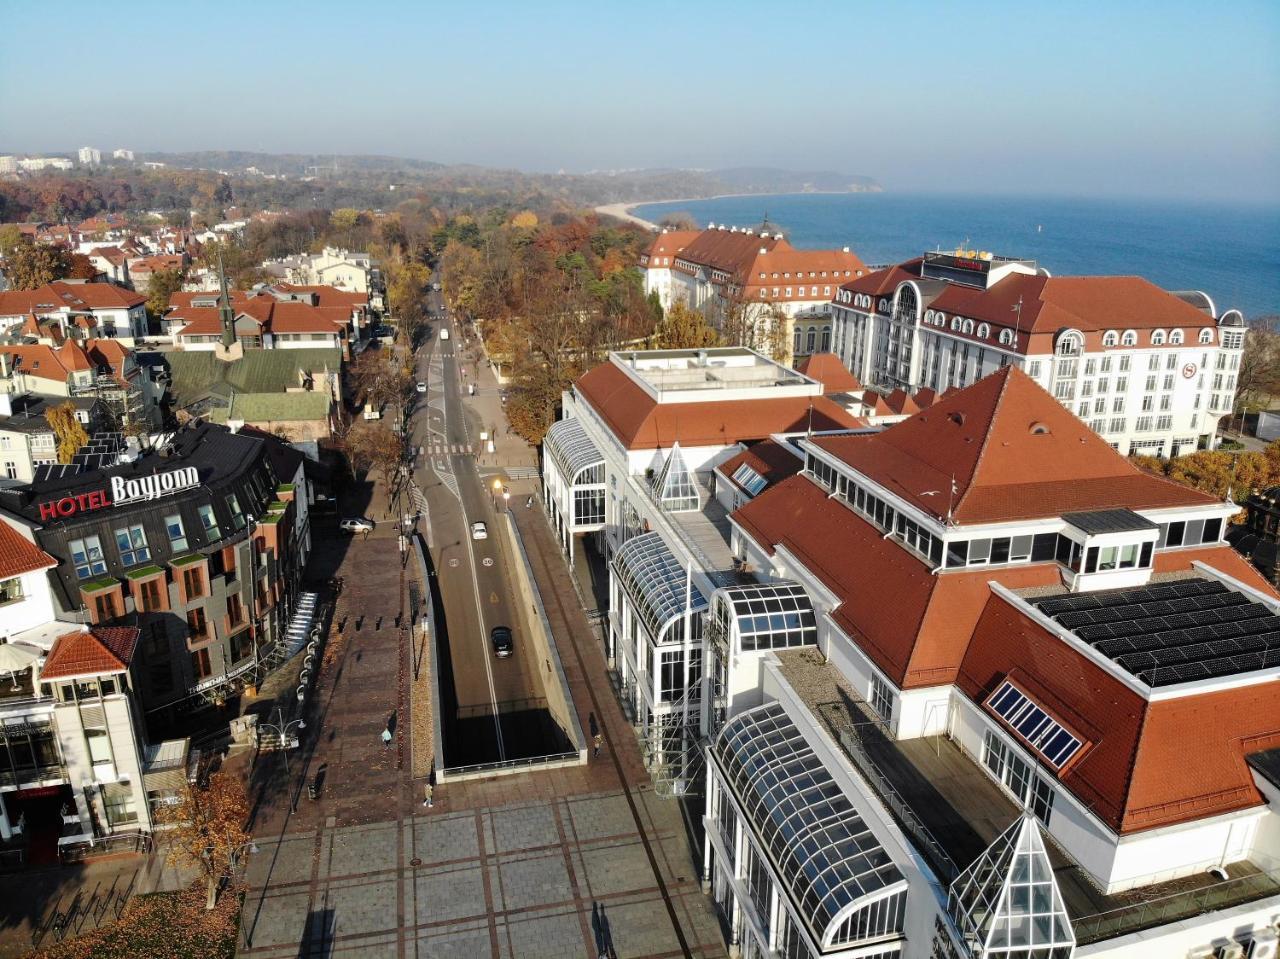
[420,442,474,456]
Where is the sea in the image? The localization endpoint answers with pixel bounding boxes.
[631,193,1280,319]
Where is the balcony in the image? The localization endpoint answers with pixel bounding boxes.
[772,649,1280,946]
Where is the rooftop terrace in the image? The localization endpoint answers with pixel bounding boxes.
[611,348,820,402]
[772,649,1280,945]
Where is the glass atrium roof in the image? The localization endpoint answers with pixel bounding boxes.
[947,814,1075,959]
[717,581,817,651]
[612,532,707,643]
[713,701,906,946]
[544,416,604,484]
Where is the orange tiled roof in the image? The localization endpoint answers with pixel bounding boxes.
[574,361,863,450]
[0,520,56,581]
[716,439,803,494]
[812,366,1215,525]
[40,627,140,680]
[794,353,861,394]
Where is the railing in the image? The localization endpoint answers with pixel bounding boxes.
[0,764,65,789]
[819,702,959,885]
[1072,864,1280,945]
[443,750,579,779]
[58,830,152,863]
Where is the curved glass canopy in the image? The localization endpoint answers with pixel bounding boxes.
[612,531,707,644]
[713,701,906,948]
[715,581,817,652]
[545,416,604,485]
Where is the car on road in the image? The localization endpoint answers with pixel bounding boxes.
[416,381,427,393]
[339,517,375,533]
[432,282,441,291]
[471,521,488,540]
[440,328,450,341]
[490,626,513,658]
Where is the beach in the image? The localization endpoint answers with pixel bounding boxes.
[593,201,661,230]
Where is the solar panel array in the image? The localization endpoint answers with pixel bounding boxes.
[33,463,80,482]
[69,432,126,471]
[1033,579,1280,687]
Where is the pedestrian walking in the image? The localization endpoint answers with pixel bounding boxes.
[422,781,434,808]
[381,726,392,748]
[593,733,603,759]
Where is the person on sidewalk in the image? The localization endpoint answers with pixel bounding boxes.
[381,726,392,748]
[593,733,603,759]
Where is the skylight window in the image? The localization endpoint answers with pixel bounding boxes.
[730,463,767,497]
[986,680,1083,769]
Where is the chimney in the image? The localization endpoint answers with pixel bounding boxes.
[759,248,768,256]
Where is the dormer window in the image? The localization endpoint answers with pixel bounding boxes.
[1122,331,1138,346]
[1151,330,1167,346]
[1102,330,1119,347]
[1199,328,1214,344]
[1170,330,1184,345]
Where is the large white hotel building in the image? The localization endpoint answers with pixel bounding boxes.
[542,346,1280,959]
[828,251,1246,459]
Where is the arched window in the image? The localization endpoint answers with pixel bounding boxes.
[924,310,934,324]
[878,298,889,313]
[1151,330,1167,346]
[999,328,1014,346]
[977,323,990,340]
[1057,332,1083,356]
[933,312,945,327]
[962,319,975,335]
[894,285,918,324]
[951,316,962,331]
[821,327,831,351]
[793,327,802,354]
[1170,329,1184,345]
[1102,330,1118,347]
[1199,328,1214,344]
[1122,330,1138,346]
[806,327,817,352]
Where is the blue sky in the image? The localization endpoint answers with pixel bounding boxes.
[1,0,1277,202]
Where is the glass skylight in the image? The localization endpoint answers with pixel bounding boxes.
[947,814,1075,959]
[731,462,768,497]
[655,441,700,512]
[987,681,1083,769]
[716,582,816,652]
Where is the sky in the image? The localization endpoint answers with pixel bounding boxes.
[1,0,1277,203]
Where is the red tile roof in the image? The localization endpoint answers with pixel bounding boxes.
[732,473,1064,687]
[960,592,1280,833]
[642,230,700,262]
[840,261,1217,355]
[0,520,56,581]
[575,360,864,450]
[812,366,1215,525]
[40,627,140,680]
[0,342,96,381]
[794,353,862,394]
[716,439,803,494]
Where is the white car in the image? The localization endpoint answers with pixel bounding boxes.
[340,517,375,533]
[416,381,427,393]
[440,328,450,341]
[471,522,488,540]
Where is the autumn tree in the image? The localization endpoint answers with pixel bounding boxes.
[1236,317,1280,418]
[0,224,23,256]
[145,266,186,315]
[67,252,98,279]
[350,347,412,411]
[340,419,405,488]
[652,301,720,349]
[159,768,252,910]
[45,402,89,463]
[5,242,73,289]
[658,211,698,231]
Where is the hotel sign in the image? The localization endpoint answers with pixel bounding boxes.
[38,467,200,521]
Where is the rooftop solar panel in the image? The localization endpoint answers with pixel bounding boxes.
[1033,578,1280,687]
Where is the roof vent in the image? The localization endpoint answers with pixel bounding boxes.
[949,412,967,426]
[775,234,784,242]
[760,248,768,256]
[842,246,850,253]
[707,221,715,229]
[1029,422,1050,435]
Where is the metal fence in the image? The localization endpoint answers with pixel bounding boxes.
[443,750,580,780]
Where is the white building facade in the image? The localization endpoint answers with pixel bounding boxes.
[830,252,1245,458]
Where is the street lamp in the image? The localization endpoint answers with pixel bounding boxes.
[257,705,306,776]
[491,477,502,509]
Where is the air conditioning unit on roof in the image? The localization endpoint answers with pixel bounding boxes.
[1217,942,1246,959]
[1250,930,1279,959]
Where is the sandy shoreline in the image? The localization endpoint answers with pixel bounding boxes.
[595,190,870,232]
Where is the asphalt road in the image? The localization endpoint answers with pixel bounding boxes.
[411,297,550,765]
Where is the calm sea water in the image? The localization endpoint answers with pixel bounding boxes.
[632,193,1280,318]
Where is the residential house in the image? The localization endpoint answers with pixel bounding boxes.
[0,281,148,344]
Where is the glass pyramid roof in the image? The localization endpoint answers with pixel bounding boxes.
[654,441,699,512]
[947,814,1075,959]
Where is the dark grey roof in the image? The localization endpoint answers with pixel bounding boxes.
[0,394,100,433]
[1247,748,1280,792]
[1031,577,1280,687]
[1063,508,1157,535]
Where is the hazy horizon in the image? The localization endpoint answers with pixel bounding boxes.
[2,0,1277,204]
